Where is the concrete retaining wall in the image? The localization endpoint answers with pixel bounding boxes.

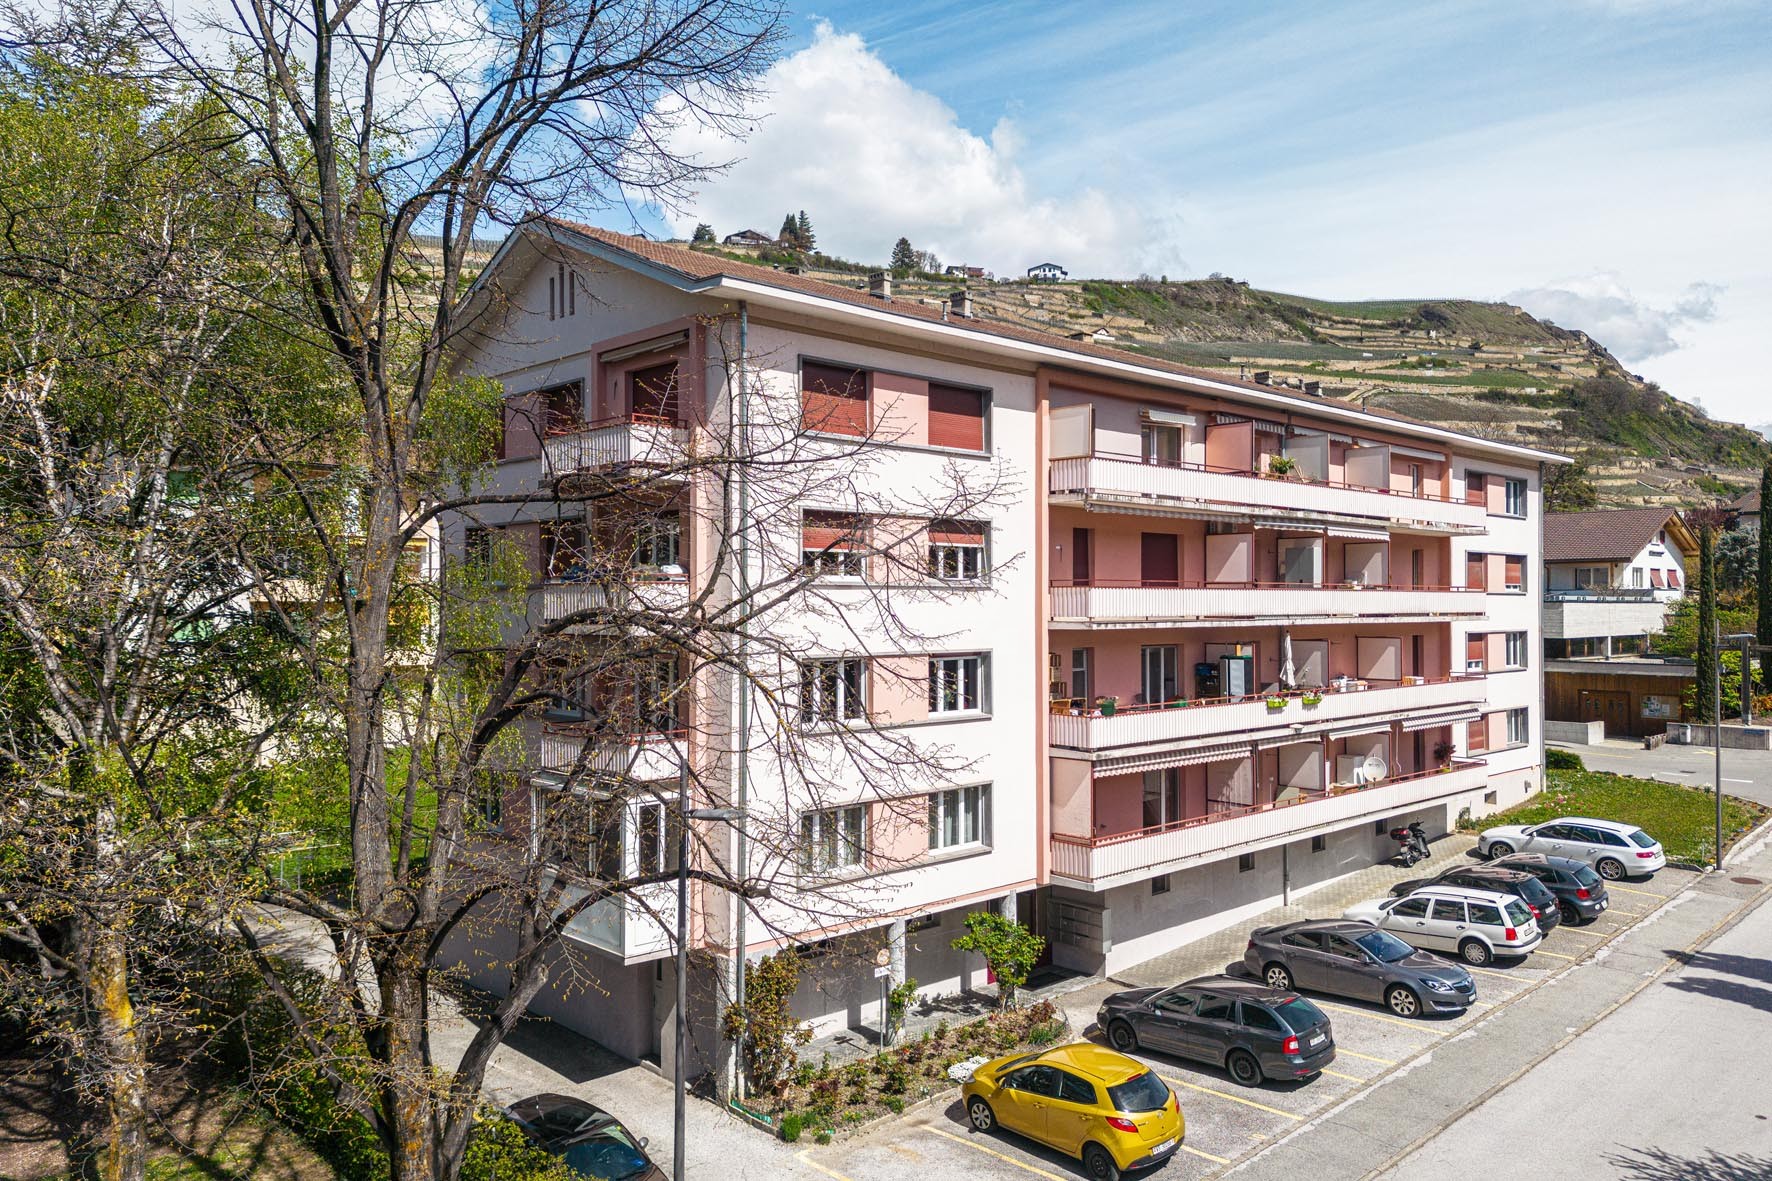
[1546,719,1605,745]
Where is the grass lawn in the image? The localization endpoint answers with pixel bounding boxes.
[1465,770,1768,865]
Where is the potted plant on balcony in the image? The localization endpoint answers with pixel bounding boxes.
[1300,690,1323,707]
[1094,695,1119,717]
[1266,455,1297,479]
[1265,695,1287,711]
[1433,740,1453,769]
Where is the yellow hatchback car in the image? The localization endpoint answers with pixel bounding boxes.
[961,1042,1183,1180]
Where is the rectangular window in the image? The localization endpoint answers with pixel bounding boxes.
[1630,566,1645,587]
[1238,852,1255,873]
[1141,423,1182,464]
[801,805,865,872]
[1466,472,1485,504]
[1142,769,1182,828]
[1573,566,1610,589]
[1466,633,1486,673]
[1505,632,1528,669]
[928,519,987,580]
[1141,645,1178,703]
[800,658,867,724]
[1310,835,1326,853]
[1466,552,1487,590]
[929,655,986,714]
[1151,873,1171,896]
[1507,707,1529,746]
[463,527,492,570]
[635,800,683,876]
[927,383,988,451]
[928,784,988,850]
[542,381,584,437]
[635,658,682,733]
[1504,555,1525,592]
[1069,648,1092,702]
[1503,478,1527,517]
[627,361,681,425]
[634,512,682,571]
[802,510,866,577]
[1467,718,1489,753]
[541,520,587,580]
[1650,568,1665,588]
[801,361,869,436]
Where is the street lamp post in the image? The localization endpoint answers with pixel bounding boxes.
[672,767,743,1181]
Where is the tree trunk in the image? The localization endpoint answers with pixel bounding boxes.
[379,952,437,1181]
[86,799,149,1181]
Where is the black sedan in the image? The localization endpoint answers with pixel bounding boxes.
[1245,919,1477,1018]
[1389,864,1562,934]
[1489,852,1610,924]
[504,1093,664,1181]
[1097,974,1335,1087]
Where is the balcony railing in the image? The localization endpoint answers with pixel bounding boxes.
[539,725,686,781]
[536,575,691,623]
[1543,587,1663,602]
[1049,453,1486,532]
[1050,675,1485,751]
[1049,579,1485,624]
[542,414,688,475]
[1049,759,1489,886]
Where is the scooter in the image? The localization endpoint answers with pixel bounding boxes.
[1389,821,1430,867]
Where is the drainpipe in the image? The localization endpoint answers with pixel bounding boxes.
[731,301,751,1099]
[1536,461,1548,799]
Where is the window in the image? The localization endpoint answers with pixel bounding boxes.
[1151,873,1171,896]
[635,800,683,876]
[634,512,682,570]
[1282,932,1321,950]
[1503,478,1527,517]
[800,658,867,724]
[1142,769,1182,828]
[927,383,988,451]
[1006,1066,1059,1097]
[1650,568,1665,588]
[1630,567,1645,588]
[1069,648,1093,702]
[542,520,587,580]
[635,659,682,732]
[801,361,868,436]
[1466,472,1485,503]
[627,361,680,425]
[542,381,584,437]
[1505,632,1528,669]
[1324,936,1365,961]
[929,655,986,714]
[928,785,988,850]
[1056,1072,1098,1107]
[1468,901,1504,927]
[1429,899,1468,923]
[802,511,866,577]
[1237,852,1255,873]
[1195,996,1234,1021]
[1506,707,1529,746]
[547,262,577,319]
[1467,718,1489,753]
[1240,1004,1283,1033]
[1390,897,1430,919]
[1668,568,1682,588]
[1573,566,1610,589]
[548,792,623,881]
[1504,555,1525,592]
[800,805,865,872]
[470,769,510,831]
[1141,644,1178,703]
[1466,633,1486,673]
[1310,835,1326,853]
[928,520,987,580]
[1141,423,1182,464]
[1465,552,1487,591]
[463,527,492,570]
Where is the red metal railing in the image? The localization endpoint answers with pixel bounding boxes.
[1052,672,1483,718]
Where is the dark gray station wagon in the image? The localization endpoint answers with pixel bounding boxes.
[1098,974,1335,1087]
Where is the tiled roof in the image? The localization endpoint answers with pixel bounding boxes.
[532,218,1556,455]
[1543,507,1684,563]
[1729,488,1760,513]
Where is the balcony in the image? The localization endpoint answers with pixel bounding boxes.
[1049,454,1486,534]
[557,879,675,961]
[1049,580,1485,627]
[1049,759,1490,889]
[543,415,687,476]
[538,725,686,782]
[1050,675,1486,752]
[535,575,692,625]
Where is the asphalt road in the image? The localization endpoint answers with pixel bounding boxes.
[1380,875,1772,1180]
[1557,737,1772,809]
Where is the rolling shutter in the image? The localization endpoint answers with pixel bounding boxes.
[927,383,987,451]
[802,362,868,436]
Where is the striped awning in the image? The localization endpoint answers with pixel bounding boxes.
[1256,732,1322,750]
[1402,706,1483,732]
[1098,742,1252,775]
[1331,721,1396,740]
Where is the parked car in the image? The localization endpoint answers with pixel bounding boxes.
[1344,885,1542,966]
[1098,974,1335,1085]
[1244,919,1477,1017]
[1478,816,1667,880]
[1489,852,1610,924]
[962,1042,1183,1181]
[504,1094,664,1181]
[1388,864,1562,934]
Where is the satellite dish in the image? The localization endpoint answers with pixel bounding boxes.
[1359,754,1389,785]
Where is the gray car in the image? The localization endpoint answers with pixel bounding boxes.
[1097,975,1335,1087]
[1244,919,1477,1018]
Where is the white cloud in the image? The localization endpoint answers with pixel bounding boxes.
[1506,275,1723,363]
[655,24,1170,278]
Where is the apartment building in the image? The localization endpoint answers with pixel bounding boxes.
[442,218,1563,1077]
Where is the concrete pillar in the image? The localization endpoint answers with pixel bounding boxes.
[999,890,1018,925]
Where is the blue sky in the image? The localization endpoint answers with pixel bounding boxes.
[634,1,1772,427]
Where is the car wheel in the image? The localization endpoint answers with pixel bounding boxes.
[1597,857,1625,881]
[1263,963,1294,991]
[1082,1143,1122,1181]
[967,1097,995,1133]
[1227,1048,1264,1088]
[1487,841,1514,859]
[1459,938,1494,966]
[1386,985,1421,1018]
[1559,901,1580,926]
[1107,1020,1138,1053]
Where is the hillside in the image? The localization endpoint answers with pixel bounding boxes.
[691,239,1761,508]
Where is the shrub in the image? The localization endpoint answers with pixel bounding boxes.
[1027,1020,1062,1046]
[815,1131,833,1146]
[881,1059,911,1095]
[780,1112,804,1143]
[1546,748,1586,771]
[722,950,813,1095]
[951,911,1046,1009]
[884,1096,905,1114]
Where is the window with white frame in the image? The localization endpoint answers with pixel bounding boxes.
[928,540,986,580]
[800,804,865,872]
[800,658,867,724]
[1506,707,1529,746]
[1503,478,1527,517]
[928,784,989,851]
[1630,567,1645,588]
[928,654,987,714]
[634,512,682,571]
[1505,631,1528,669]
[1573,566,1610,589]
[801,511,865,577]
[635,799,682,876]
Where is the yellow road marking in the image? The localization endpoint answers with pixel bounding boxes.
[1321,1068,1365,1082]
[795,1149,856,1181]
[1184,1143,1232,1164]
[1161,1075,1303,1119]
[1551,925,1602,937]
[1605,884,1664,897]
[921,1127,1068,1180]
[1533,949,1578,960]
[1313,1001,1441,1031]
[1606,908,1644,917]
[1333,1047,1396,1065]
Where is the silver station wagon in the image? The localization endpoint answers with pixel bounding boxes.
[1344,885,1542,966]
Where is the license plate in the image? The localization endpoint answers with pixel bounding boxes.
[1153,1138,1177,1156]
[1309,1034,1326,1047]
[1599,898,1607,910]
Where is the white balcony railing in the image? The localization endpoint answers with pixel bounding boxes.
[1049,581,1485,624]
[538,727,686,782]
[1049,455,1487,532]
[1050,676,1486,751]
[1049,760,1489,887]
[536,577,691,624]
[542,416,688,476]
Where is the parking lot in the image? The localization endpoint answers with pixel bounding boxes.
[796,862,1703,1181]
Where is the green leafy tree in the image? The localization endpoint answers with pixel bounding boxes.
[890,236,917,275]
[779,211,800,245]
[1757,464,1772,684]
[796,209,814,251]
[951,911,1045,1009]
[1717,528,1758,592]
[692,223,715,244]
[1544,458,1600,511]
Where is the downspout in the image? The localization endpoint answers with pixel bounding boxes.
[1536,460,1547,796]
[731,302,751,1098]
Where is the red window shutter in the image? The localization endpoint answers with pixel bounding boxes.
[628,362,680,424]
[1650,568,1665,588]
[1505,556,1523,587]
[929,519,986,545]
[1467,719,1488,752]
[501,392,544,461]
[928,383,986,451]
[1466,553,1486,590]
[1467,635,1485,664]
[1668,568,1682,588]
[802,362,868,436]
[802,511,864,550]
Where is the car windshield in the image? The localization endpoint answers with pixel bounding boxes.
[1569,863,1602,887]
[1504,900,1533,927]
[562,1135,650,1181]
[1626,829,1657,848]
[1272,996,1328,1032]
[1107,1071,1170,1113]
[1353,930,1415,963]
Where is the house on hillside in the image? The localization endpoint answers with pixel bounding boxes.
[1067,328,1116,344]
[1728,487,1760,533]
[945,265,988,279]
[1541,507,1694,739]
[721,228,776,247]
[1026,262,1068,282]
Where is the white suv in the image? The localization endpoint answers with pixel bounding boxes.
[1344,886,1542,966]
[1478,816,1667,880]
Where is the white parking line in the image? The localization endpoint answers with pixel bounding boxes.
[921,1127,1068,1180]
[1160,1074,1303,1119]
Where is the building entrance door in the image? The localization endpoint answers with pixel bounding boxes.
[1580,690,1629,736]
